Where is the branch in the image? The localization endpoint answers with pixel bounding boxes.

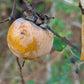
[79,0,84,9]
[0,0,17,24]
[67,46,80,59]
[0,18,10,24]
[46,26,81,54]
[79,0,84,14]
[22,0,81,54]
[16,57,25,84]
[0,0,25,84]
[0,0,81,83]
[23,0,39,19]
[10,0,17,19]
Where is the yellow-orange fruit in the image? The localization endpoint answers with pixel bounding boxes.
[7,18,53,60]
[81,15,84,60]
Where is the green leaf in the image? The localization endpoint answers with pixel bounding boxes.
[36,3,45,14]
[59,80,73,84]
[78,16,82,23]
[66,31,72,36]
[46,74,68,84]
[56,1,77,15]
[59,24,65,31]
[70,47,81,58]
[27,81,35,84]
[0,6,2,10]
[27,0,32,3]
[53,36,67,51]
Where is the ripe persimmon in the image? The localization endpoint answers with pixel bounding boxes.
[7,18,53,60]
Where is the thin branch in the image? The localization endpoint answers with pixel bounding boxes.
[12,0,25,84]
[16,57,25,84]
[11,0,17,19]
[0,0,82,83]
[0,18,9,24]
[0,0,25,84]
[0,0,81,55]
[79,61,84,67]
[0,0,17,24]
[46,26,81,54]
[79,0,84,14]
[23,0,81,54]
[23,0,39,19]
[79,0,84,9]
[22,60,25,68]
[67,46,80,59]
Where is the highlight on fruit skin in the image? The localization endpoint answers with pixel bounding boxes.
[7,18,53,60]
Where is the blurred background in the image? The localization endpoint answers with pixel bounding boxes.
[0,0,83,84]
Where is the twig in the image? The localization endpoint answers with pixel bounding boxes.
[10,0,17,19]
[0,0,25,84]
[0,0,82,83]
[16,57,25,84]
[23,0,39,19]
[24,51,64,82]
[79,61,84,65]
[22,0,81,54]
[79,0,84,14]
[67,46,80,59]
[22,60,25,68]
[0,0,17,24]
[72,65,80,84]
[46,26,81,54]
[0,18,10,24]
[12,0,25,84]
[0,0,81,55]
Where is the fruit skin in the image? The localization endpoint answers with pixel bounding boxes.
[7,18,53,60]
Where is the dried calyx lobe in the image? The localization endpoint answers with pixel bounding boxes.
[23,9,54,26]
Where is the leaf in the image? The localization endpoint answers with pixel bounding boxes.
[56,1,77,15]
[53,36,67,51]
[27,81,35,84]
[59,24,65,31]
[70,47,81,58]
[66,31,72,36]
[27,0,32,3]
[46,74,68,84]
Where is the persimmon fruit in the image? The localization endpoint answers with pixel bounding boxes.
[7,18,53,60]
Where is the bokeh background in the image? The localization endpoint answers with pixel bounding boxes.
[0,0,83,84]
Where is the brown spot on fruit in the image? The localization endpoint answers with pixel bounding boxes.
[21,32,25,35]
